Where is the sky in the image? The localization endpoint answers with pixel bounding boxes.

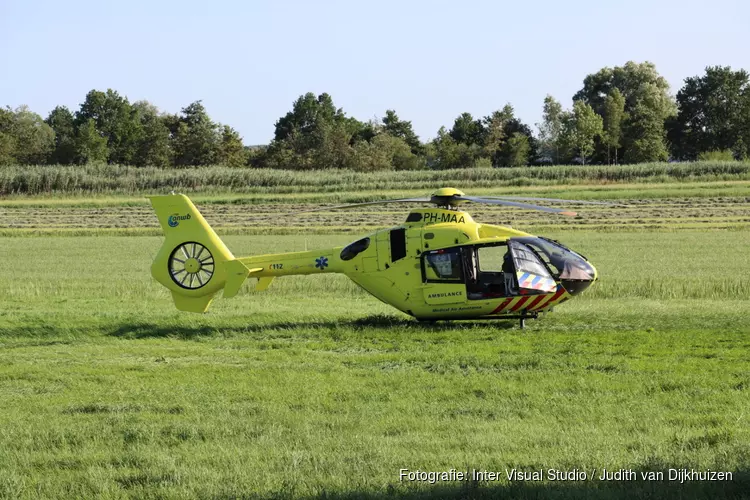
[1,0,748,145]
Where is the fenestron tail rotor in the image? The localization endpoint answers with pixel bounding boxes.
[169,242,215,289]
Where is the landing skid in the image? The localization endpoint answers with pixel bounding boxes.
[416,313,538,329]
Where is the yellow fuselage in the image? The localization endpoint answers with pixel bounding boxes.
[236,209,575,319]
[148,195,595,319]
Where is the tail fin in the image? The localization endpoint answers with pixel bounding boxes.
[149,194,256,313]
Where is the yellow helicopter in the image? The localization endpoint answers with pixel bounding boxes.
[148,188,604,328]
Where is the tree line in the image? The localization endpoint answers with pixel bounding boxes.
[1,61,749,170]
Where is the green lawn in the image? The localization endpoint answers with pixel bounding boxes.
[0,231,748,499]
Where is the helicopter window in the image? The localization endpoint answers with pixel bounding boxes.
[423,249,462,282]
[477,245,509,272]
[390,228,407,262]
[513,237,595,280]
[340,237,371,261]
[508,241,552,277]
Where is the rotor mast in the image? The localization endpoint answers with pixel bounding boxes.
[429,187,468,210]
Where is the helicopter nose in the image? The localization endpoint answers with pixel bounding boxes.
[558,257,597,296]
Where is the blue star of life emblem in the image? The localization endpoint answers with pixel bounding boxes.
[315,256,328,269]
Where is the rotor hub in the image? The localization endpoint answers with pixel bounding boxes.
[184,258,202,273]
[430,187,468,208]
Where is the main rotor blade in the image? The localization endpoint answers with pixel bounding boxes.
[293,198,431,214]
[481,196,618,206]
[460,196,578,216]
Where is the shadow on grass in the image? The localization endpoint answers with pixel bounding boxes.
[106,313,519,340]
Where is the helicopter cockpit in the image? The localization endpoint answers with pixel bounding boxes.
[514,237,597,295]
[422,237,596,300]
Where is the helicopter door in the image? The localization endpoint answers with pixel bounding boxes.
[421,248,467,305]
[508,240,557,294]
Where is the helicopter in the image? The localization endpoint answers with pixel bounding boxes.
[148,188,604,328]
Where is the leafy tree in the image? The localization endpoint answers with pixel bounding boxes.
[575,61,675,163]
[172,101,219,166]
[274,92,345,143]
[75,89,142,164]
[602,89,626,164]
[500,132,530,167]
[131,102,171,167]
[0,107,17,164]
[8,106,55,164]
[0,133,14,164]
[46,106,77,164]
[381,110,423,155]
[668,66,750,160]
[310,120,355,169]
[266,92,366,169]
[431,126,482,169]
[499,117,537,166]
[131,100,159,116]
[217,125,248,168]
[262,141,300,170]
[561,101,603,165]
[348,122,417,171]
[75,118,108,164]
[623,89,669,163]
[482,109,508,164]
[375,133,424,170]
[351,119,379,144]
[575,61,675,117]
[350,139,391,172]
[245,145,268,168]
[536,95,564,164]
[449,112,485,146]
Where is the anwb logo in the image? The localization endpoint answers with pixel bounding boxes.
[168,213,191,227]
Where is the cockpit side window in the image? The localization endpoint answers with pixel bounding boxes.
[513,237,595,281]
[422,249,463,282]
[477,245,508,272]
[509,241,551,278]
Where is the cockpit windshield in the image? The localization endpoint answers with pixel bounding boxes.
[513,237,595,281]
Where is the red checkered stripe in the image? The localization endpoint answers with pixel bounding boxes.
[489,286,571,315]
[527,286,569,312]
[489,295,541,315]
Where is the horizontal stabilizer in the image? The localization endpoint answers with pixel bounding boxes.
[224,260,262,298]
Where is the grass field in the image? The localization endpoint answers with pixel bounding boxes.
[0,171,749,498]
[1,227,749,498]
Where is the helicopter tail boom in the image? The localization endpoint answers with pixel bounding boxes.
[148,194,259,313]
